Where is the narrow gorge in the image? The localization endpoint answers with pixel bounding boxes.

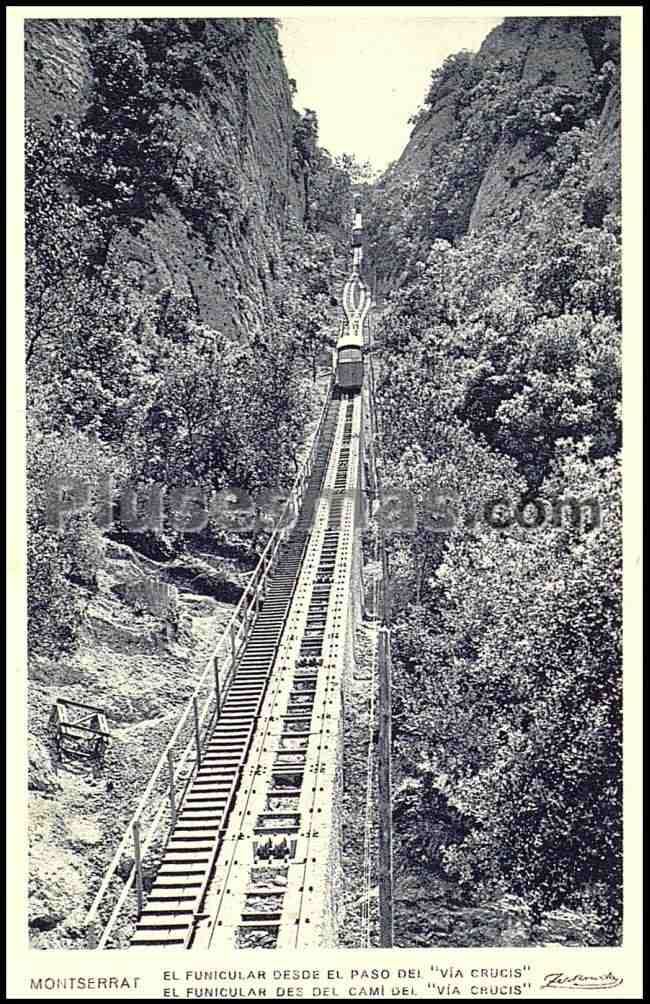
[24,15,622,952]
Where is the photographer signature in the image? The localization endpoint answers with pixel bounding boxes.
[542,972,623,991]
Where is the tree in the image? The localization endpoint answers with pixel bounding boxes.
[366,25,622,940]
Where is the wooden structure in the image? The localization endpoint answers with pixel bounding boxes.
[52,699,111,763]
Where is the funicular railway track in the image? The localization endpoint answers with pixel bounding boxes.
[131,396,353,948]
[127,392,363,949]
[88,200,372,952]
[194,392,361,950]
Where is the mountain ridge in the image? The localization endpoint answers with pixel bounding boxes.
[369,14,620,290]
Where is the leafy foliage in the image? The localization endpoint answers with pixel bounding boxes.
[292,107,319,173]
[367,19,622,941]
[25,17,352,663]
[27,422,125,656]
[72,19,251,239]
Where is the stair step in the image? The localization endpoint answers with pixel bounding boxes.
[185,794,229,803]
[159,856,211,866]
[204,743,247,753]
[157,867,207,878]
[211,726,251,734]
[178,805,224,815]
[145,896,200,911]
[168,831,220,841]
[191,781,234,790]
[167,840,217,852]
[140,907,195,919]
[131,931,186,946]
[150,878,203,890]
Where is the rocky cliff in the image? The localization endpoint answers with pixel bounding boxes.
[372,15,620,283]
[470,17,620,229]
[25,17,306,335]
[24,17,337,949]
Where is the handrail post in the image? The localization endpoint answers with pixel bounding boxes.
[166,751,177,826]
[192,696,201,769]
[133,820,144,917]
[214,655,221,713]
[230,621,237,664]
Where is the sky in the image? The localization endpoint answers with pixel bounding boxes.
[279,15,503,173]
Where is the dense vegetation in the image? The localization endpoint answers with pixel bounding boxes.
[364,19,622,942]
[367,17,620,271]
[26,18,354,658]
[26,14,622,947]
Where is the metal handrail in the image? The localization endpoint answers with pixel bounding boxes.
[85,376,333,947]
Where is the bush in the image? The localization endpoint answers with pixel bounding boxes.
[26,425,122,656]
[366,28,622,938]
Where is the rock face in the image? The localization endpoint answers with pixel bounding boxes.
[27,533,247,948]
[592,75,621,193]
[24,18,92,123]
[470,17,619,230]
[29,518,334,947]
[395,72,459,177]
[24,17,305,335]
[394,16,620,233]
[28,736,62,796]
